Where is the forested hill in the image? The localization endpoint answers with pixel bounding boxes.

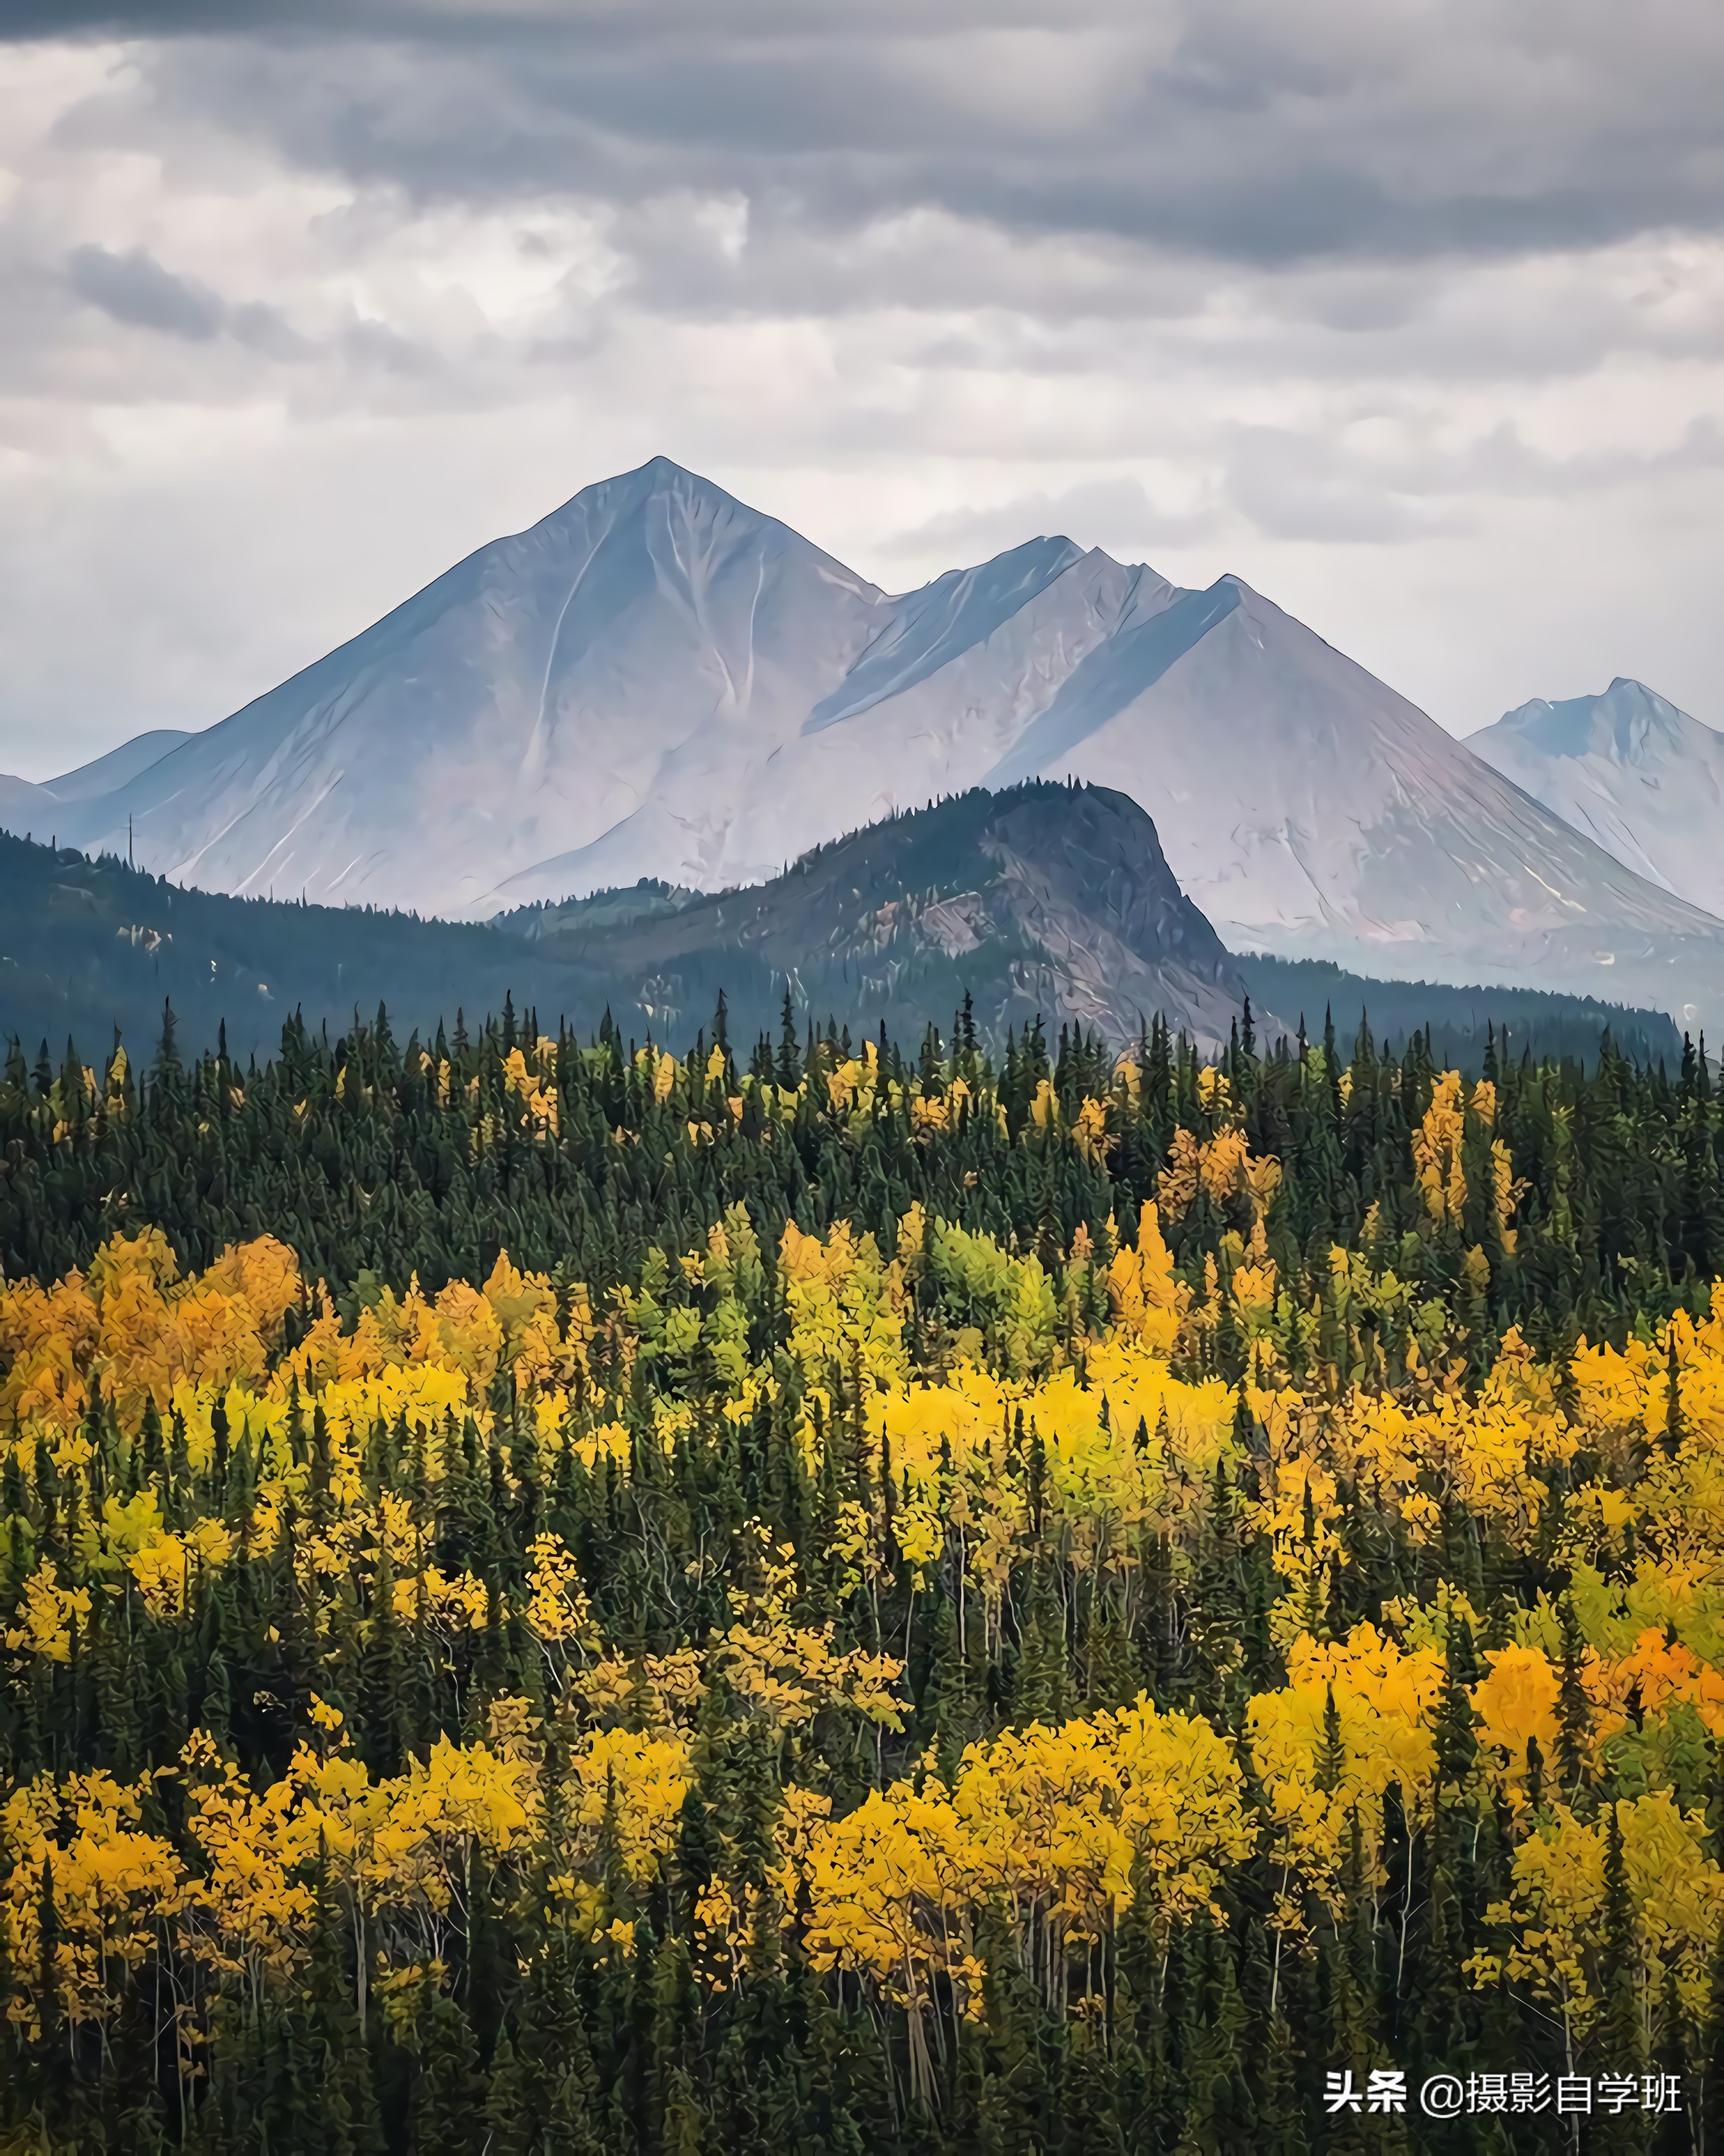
[0,829,595,1063]
[0,778,1249,1060]
[502,781,1251,1053]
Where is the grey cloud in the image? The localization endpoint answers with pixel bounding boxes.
[1227,461,1466,545]
[7,1,1055,36]
[1199,414,1724,548]
[227,299,310,358]
[1365,415,1724,503]
[66,242,224,338]
[32,2,1715,280]
[62,244,310,356]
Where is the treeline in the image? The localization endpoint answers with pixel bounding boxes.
[1233,952,1683,1073]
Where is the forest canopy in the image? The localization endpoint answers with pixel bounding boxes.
[1,995,1723,2150]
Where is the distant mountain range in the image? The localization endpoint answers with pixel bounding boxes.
[1468,679,1724,921]
[7,457,1724,1028]
[0,730,194,827]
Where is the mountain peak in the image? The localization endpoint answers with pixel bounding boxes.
[536,453,759,530]
[1468,678,1724,918]
[628,452,741,502]
[1479,678,1700,764]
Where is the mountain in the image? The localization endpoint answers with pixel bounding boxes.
[21,458,1724,1024]
[0,784,1257,1060]
[0,774,57,837]
[506,780,1254,1055]
[1467,680,1724,917]
[30,461,892,917]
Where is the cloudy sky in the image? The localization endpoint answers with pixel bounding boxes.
[2,0,1721,777]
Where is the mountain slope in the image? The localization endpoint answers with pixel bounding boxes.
[509,780,1254,1054]
[975,583,1724,1023]
[25,458,1724,1024]
[1467,680,1724,917]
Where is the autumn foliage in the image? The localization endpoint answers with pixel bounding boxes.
[3,1005,1724,2149]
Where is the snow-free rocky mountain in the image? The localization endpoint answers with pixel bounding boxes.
[1468,680,1724,922]
[13,457,1724,1025]
[506,780,1255,1056]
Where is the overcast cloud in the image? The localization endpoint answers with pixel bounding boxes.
[1,0,1721,774]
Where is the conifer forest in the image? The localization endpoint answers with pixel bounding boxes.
[7,991,1724,2153]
